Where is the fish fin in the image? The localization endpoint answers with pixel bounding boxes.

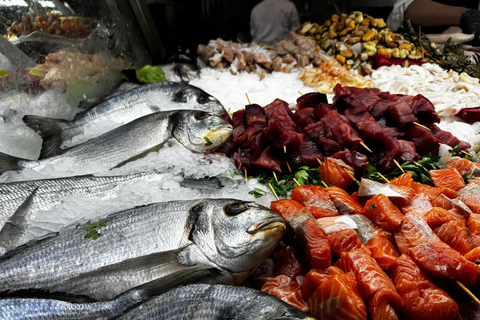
[113,143,166,168]
[68,249,186,283]
[22,115,66,158]
[130,265,220,299]
[0,187,39,256]
[0,151,23,174]
[180,177,224,189]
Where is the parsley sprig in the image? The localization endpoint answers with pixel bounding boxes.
[80,220,106,240]
[248,166,326,198]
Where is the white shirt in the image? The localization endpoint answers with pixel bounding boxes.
[250,0,300,45]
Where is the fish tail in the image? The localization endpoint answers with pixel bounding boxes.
[22,115,66,158]
[0,151,23,174]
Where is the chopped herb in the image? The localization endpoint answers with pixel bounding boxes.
[467,227,472,236]
[249,188,268,198]
[204,137,213,146]
[80,220,106,240]
[252,166,326,198]
[369,204,377,210]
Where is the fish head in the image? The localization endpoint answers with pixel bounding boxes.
[189,199,286,274]
[173,111,232,152]
[174,86,226,114]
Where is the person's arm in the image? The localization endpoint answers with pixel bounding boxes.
[404,0,469,26]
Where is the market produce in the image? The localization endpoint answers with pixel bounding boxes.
[0,267,213,320]
[23,81,227,154]
[0,110,232,175]
[0,199,285,300]
[0,172,223,253]
[115,284,312,320]
[297,11,422,73]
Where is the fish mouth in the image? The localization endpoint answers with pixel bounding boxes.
[247,217,286,234]
[200,125,233,147]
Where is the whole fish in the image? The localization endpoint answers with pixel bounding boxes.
[0,199,286,300]
[114,284,314,320]
[0,110,232,175]
[22,81,227,157]
[0,267,215,320]
[0,173,224,254]
[0,171,223,228]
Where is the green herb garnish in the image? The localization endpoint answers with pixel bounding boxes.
[121,65,166,84]
[467,227,472,237]
[204,137,213,146]
[80,220,106,240]
[249,188,268,198]
[369,204,377,210]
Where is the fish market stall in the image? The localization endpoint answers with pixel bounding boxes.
[3,3,480,319]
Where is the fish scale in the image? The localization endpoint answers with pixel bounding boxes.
[115,284,313,320]
[0,199,285,301]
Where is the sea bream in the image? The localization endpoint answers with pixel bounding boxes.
[114,284,314,320]
[0,110,232,175]
[0,267,216,320]
[0,172,224,254]
[22,81,228,156]
[0,199,286,300]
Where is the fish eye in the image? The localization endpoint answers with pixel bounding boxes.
[194,112,210,120]
[197,95,209,104]
[225,203,249,216]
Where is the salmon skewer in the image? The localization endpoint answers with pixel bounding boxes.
[261,275,309,313]
[363,194,404,232]
[326,229,371,257]
[429,168,466,192]
[291,185,339,219]
[389,254,460,320]
[318,157,355,189]
[270,199,332,269]
[304,266,367,320]
[335,252,403,320]
[324,186,364,214]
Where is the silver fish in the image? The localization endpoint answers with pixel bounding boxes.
[0,267,215,320]
[0,110,232,175]
[0,172,224,254]
[0,171,223,228]
[22,81,227,157]
[115,284,314,320]
[0,199,286,300]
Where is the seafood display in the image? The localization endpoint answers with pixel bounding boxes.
[297,12,423,74]
[226,85,469,177]
[4,5,480,319]
[22,81,227,152]
[0,199,285,300]
[0,110,232,175]
[197,32,325,79]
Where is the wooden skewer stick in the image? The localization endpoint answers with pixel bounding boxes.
[317,158,323,166]
[393,159,405,173]
[413,160,430,173]
[377,172,389,183]
[413,122,431,131]
[286,161,292,173]
[456,281,480,306]
[321,181,329,188]
[244,169,248,179]
[284,145,287,153]
[272,171,278,183]
[293,178,301,186]
[245,93,251,105]
[462,150,473,157]
[268,183,279,200]
[360,141,372,153]
[247,61,262,79]
[343,167,359,184]
[298,91,303,95]
[227,107,231,114]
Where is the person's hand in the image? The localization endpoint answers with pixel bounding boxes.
[460,9,480,46]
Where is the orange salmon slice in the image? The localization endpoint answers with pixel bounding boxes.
[324,186,364,214]
[429,168,465,191]
[363,194,404,232]
[319,157,355,189]
[291,185,339,219]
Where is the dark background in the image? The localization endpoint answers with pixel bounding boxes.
[0,0,394,64]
